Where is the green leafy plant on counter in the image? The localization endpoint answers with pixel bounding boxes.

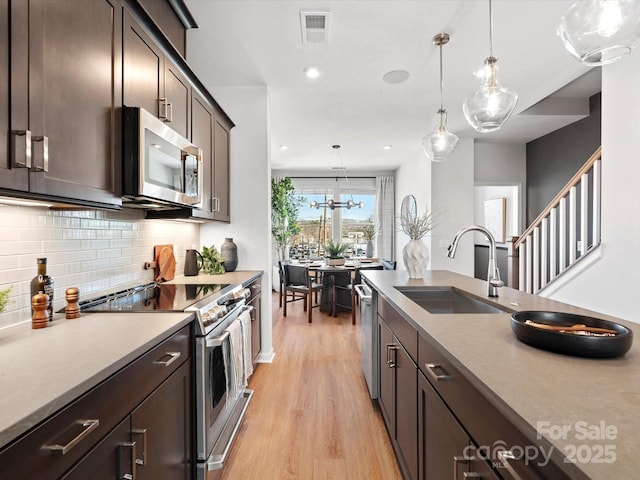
[201,245,226,274]
[0,285,12,313]
[325,240,348,259]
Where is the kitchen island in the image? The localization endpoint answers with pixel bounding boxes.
[362,269,639,480]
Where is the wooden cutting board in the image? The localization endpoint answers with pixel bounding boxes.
[154,244,176,283]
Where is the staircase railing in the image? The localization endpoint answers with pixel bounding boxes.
[510,147,602,293]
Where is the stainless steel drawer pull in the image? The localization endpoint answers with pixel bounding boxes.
[425,363,453,381]
[32,135,49,172]
[386,343,397,368]
[497,450,524,480]
[42,419,99,455]
[453,456,469,480]
[132,429,148,466]
[154,351,181,367]
[118,441,137,480]
[12,130,32,168]
[166,101,173,122]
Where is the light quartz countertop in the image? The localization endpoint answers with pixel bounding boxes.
[0,311,193,450]
[167,270,262,286]
[362,270,639,480]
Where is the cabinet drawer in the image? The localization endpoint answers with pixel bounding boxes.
[0,324,191,479]
[378,296,417,361]
[418,332,575,480]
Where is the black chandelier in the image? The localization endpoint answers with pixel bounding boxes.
[309,145,364,210]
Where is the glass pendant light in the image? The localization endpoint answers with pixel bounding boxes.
[557,0,640,66]
[422,33,459,162]
[463,0,518,133]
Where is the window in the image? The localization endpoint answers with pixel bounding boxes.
[340,193,375,257]
[288,177,376,259]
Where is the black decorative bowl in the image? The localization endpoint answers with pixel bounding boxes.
[511,311,633,358]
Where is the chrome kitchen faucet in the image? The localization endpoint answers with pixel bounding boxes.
[447,225,504,297]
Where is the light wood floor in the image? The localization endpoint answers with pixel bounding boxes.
[219,292,401,480]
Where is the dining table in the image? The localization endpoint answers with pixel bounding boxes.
[293,260,383,314]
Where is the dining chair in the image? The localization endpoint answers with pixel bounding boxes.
[333,265,383,324]
[382,259,397,270]
[282,263,323,323]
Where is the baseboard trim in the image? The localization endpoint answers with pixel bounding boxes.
[256,348,276,363]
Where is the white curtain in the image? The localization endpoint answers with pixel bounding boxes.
[376,176,395,261]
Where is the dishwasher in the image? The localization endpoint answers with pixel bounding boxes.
[355,278,378,399]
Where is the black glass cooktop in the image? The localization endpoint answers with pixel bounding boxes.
[77,283,232,313]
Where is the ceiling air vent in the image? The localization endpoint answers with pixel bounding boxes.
[300,11,331,44]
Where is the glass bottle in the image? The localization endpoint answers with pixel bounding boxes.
[30,258,54,319]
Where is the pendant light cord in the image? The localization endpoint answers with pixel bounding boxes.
[488,0,494,58]
[439,40,444,111]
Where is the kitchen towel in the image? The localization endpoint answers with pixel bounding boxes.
[225,318,243,403]
[238,309,254,384]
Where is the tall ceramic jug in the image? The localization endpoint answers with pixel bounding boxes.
[184,249,203,276]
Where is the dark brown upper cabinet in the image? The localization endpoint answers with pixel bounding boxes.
[123,10,190,140]
[213,111,232,222]
[190,90,214,220]
[0,0,11,191]
[1,0,122,208]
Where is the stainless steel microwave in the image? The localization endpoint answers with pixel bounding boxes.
[122,107,203,208]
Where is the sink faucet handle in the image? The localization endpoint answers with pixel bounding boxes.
[490,279,504,288]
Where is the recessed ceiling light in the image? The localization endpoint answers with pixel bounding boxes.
[383,70,410,84]
[304,66,321,79]
[383,145,392,150]
[279,145,289,150]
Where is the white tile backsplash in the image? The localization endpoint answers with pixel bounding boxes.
[0,205,199,329]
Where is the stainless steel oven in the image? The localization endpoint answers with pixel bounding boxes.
[122,106,203,208]
[78,282,254,479]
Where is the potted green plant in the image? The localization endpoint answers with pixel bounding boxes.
[325,240,348,266]
[0,285,11,313]
[201,245,226,274]
[271,177,305,261]
[361,222,377,258]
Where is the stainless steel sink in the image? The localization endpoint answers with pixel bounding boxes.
[395,286,510,314]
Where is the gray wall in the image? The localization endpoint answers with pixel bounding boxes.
[526,93,601,224]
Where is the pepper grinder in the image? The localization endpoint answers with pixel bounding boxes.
[32,293,50,329]
[65,287,80,319]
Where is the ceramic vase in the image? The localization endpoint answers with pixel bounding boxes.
[365,240,374,258]
[220,238,238,272]
[403,239,430,279]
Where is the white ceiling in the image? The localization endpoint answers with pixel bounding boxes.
[185,0,601,172]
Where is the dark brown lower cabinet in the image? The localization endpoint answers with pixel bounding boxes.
[0,324,192,480]
[132,360,192,480]
[418,371,499,480]
[378,317,418,480]
[61,417,134,480]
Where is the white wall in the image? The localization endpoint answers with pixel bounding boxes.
[395,140,476,275]
[195,86,275,360]
[474,142,526,234]
[431,138,475,275]
[546,52,640,324]
[395,150,431,269]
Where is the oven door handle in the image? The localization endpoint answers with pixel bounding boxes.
[206,330,229,348]
[204,305,253,348]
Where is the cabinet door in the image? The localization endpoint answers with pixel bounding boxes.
[378,317,394,433]
[61,417,134,480]
[419,372,470,480]
[165,62,190,138]
[10,0,122,206]
[123,10,164,117]
[213,112,231,222]
[131,359,192,480]
[0,0,24,191]
[191,91,214,218]
[396,340,418,480]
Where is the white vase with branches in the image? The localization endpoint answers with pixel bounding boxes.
[399,196,436,279]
